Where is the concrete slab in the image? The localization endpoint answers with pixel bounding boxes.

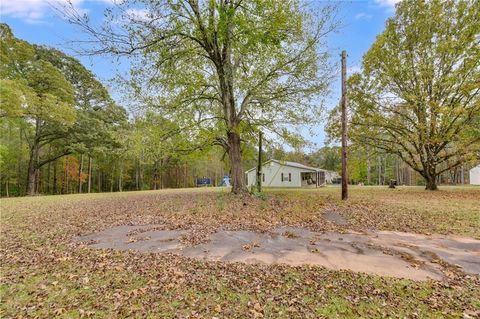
[76,226,480,281]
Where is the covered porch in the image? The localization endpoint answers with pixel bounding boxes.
[300,170,326,187]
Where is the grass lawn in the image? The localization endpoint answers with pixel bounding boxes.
[1,186,479,318]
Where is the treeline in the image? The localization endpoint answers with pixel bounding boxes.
[0,24,245,197]
[3,0,479,198]
[272,146,473,187]
[249,0,479,190]
[1,23,123,196]
[57,0,478,193]
[0,148,230,197]
[321,0,479,190]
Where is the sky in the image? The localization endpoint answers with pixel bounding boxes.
[0,0,401,149]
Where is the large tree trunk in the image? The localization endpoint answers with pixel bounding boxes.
[214,28,246,194]
[425,175,438,190]
[423,159,439,190]
[227,131,247,194]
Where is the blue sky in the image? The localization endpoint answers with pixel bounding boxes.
[0,0,400,148]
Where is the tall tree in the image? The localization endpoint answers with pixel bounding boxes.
[309,146,341,172]
[62,0,338,193]
[1,24,127,195]
[1,25,77,195]
[347,0,480,190]
[35,46,127,159]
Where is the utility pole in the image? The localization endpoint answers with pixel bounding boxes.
[341,50,348,200]
[256,131,263,193]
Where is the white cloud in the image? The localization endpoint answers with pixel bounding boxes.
[355,12,372,21]
[0,0,112,24]
[374,0,402,8]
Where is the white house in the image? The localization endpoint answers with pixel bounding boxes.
[245,159,338,188]
[470,165,480,185]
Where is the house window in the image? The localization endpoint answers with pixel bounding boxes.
[281,173,284,182]
[288,173,291,182]
[262,173,265,182]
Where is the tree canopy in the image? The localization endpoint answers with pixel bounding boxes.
[62,0,338,193]
[345,0,480,190]
[0,23,127,195]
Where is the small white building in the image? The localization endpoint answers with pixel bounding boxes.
[245,159,338,188]
[470,165,480,185]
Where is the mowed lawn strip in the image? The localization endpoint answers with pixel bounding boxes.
[1,187,479,318]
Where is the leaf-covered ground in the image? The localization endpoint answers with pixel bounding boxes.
[1,186,479,318]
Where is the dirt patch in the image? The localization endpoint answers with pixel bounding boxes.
[77,226,480,281]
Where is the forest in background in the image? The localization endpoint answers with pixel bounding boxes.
[1,0,479,196]
[0,23,234,196]
[0,22,476,197]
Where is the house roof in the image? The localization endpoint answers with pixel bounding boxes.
[245,159,323,173]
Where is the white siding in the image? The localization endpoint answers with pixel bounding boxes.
[246,161,314,188]
[470,165,480,185]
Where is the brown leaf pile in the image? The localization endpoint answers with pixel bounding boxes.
[1,187,479,318]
